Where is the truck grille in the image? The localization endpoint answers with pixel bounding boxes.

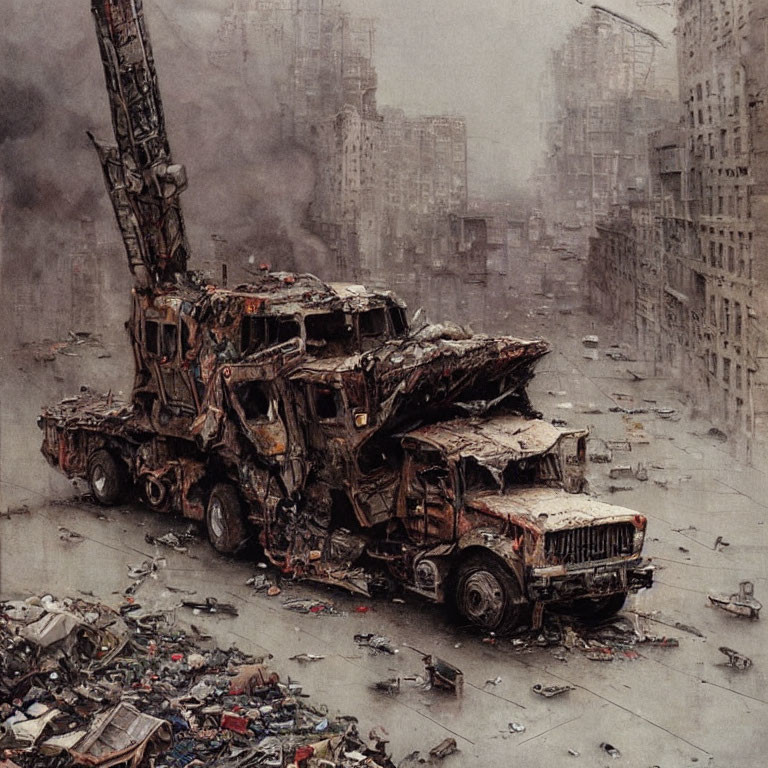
[545,523,634,565]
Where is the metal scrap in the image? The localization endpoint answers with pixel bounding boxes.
[719,646,752,670]
[532,683,574,698]
[708,581,761,619]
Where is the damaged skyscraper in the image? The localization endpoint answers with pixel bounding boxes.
[588,0,768,461]
[536,6,677,242]
[210,0,482,323]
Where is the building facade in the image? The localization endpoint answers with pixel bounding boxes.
[588,0,768,461]
[536,8,676,243]
[210,0,472,308]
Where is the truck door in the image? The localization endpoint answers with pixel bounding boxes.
[400,445,456,544]
[144,314,198,415]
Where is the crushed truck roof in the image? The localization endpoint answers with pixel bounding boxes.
[404,415,585,465]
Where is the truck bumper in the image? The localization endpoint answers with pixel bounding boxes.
[527,558,654,602]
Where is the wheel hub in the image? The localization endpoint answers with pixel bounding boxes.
[209,498,225,539]
[461,571,505,628]
[93,467,106,495]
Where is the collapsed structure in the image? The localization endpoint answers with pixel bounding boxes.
[39,0,652,636]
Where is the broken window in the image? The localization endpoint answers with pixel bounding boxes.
[463,457,501,494]
[234,381,271,421]
[313,385,339,420]
[503,458,541,487]
[305,311,355,354]
[145,320,160,355]
[162,323,177,359]
[389,306,408,337]
[358,308,387,338]
[241,316,300,355]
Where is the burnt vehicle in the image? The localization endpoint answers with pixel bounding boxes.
[39,0,652,634]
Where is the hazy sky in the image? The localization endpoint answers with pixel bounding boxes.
[164,0,676,195]
[342,0,677,193]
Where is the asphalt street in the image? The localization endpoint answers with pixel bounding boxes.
[1,315,766,767]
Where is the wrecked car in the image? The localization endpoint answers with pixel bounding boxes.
[39,0,653,635]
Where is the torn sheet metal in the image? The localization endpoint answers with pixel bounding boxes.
[68,702,172,767]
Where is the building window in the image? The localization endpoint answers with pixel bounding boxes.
[736,364,743,390]
[709,295,717,325]
[735,302,742,335]
[723,298,730,334]
[723,357,731,385]
[728,246,735,272]
[710,351,718,375]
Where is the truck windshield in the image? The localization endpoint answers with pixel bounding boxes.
[241,316,300,356]
[305,311,356,355]
[463,457,501,493]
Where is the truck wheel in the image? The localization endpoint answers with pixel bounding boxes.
[88,449,127,506]
[453,554,526,635]
[570,591,627,620]
[206,484,248,554]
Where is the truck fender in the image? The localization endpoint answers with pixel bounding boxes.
[456,529,526,590]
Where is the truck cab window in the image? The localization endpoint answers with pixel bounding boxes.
[234,381,271,420]
[464,457,501,493]
[389,306,408,337]
[359,308,387,338]
[314,386,338,419]
[145,320,160,355]
[162,323,177,359]
[241,317,267,355]
[305,311,354,354]
[268,317,300,344]
[241,316,300,355]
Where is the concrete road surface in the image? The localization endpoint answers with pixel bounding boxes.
[1,318,766,767]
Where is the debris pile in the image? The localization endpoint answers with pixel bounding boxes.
[17,332,108,363]
[508,614,681,663]
[0,595,424,768]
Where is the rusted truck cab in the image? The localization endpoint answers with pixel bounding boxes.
[392,416,653,632]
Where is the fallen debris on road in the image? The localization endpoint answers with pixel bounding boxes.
[719,646,753,670]
[708,580,761,619]
[0,593,433,767]
[532,683,574,698]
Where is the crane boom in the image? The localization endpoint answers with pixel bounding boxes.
[90,0,190,290]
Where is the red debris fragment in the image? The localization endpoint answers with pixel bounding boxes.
[221,711,249,734]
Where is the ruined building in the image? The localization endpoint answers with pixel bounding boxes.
[536,7,677,241]
[588,0,768,461]
[210,1,500,325]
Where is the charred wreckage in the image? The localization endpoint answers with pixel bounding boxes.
[39,0,653,635]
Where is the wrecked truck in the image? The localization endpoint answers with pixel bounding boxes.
[39,0,652,634]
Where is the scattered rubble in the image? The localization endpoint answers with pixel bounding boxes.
[145,528,198,553]
[600,742,621,758]
[0,594,431,768]
[422,656,463,695]
[719,647,752,670]
[17,331,107,363]
[428,738,458,759]
[708,581,761,619]
[180,597,239,617]
[531,683,574,698]
[354,634,397,655]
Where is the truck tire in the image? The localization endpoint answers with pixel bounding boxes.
[570,591,627,620]
[206,484,248,554]
[88,449,127,506]
[453,553,527,635]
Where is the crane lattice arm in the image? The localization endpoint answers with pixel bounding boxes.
[90,0,190,290]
